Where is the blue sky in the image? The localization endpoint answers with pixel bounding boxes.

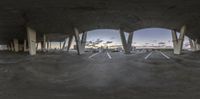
[87,28,189,47]
[45,28,190,49]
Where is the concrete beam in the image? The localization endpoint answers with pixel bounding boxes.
[172,25,186,55]
[13,39,19,52]
[120,29,134,54]
[74,28,87,55]
[27,27,37,55]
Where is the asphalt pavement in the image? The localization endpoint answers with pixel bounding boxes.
[0,51,200,99]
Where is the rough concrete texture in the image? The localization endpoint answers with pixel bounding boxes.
[0,51,200,99]
[0,0,200,43]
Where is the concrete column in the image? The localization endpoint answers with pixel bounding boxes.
[13,39,19,52]
[36,43,39,50]
[50,41,51,49]
[74,27,83,55]
[7,44,11,51]
[194,39,198,50]
[10,42,14,51]
[62,39,67,50]
[74,28,87,55]
[19,44,23,51]
[40,41,43,50]
[27,27,37,55]
[127,32,133,53]
[23,40,27,52]
[196,40,200,50]
[172,25,186,55]
[8,45,11,51]
[59,42,62,50]
[189,39,196,51]
[43,34,46,52]
[81,32,87,50]
[198,44,200,50]
[7,45,10,51]
[46,41,49,51]
[67,35,73,52]
[47,40,49,50]
[119,29,134,54]
[171,30,178,48]
[7,44,10,51]
[195,39,200,51]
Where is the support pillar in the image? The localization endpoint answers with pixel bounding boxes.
[171,30,178,48]
[195,39,200,51]
[23,40,27,52]
[74,27,87,55]
[119,29,134,54]
[81,31,87,50]
[49,41,51,49]
[13,39,19,52]
[197,44,200,50]
[10,42,14,51]
[60,42,62,50]
[36,43,39,50]
[27,27,37,55]
[7,44,11,51]
[189,39,196,51]
[171,25,186,55]
[62,38,67,50]
[43,34,46,52]
[19,44,23,51]
[47,40,49,50]
[67,35,73,52]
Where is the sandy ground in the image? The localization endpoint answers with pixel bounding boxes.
[0,50,200,99]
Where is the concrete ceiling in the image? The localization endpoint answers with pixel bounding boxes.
[0,0,200,44]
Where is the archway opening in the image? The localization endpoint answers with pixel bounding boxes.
[85,28,191,52]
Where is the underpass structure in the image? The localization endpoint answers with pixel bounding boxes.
[0,0,200,55]
[0,1,200,98]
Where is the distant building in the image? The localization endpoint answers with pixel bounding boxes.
[158,42,166,47]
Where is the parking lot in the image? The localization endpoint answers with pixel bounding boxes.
[0,50,200,99]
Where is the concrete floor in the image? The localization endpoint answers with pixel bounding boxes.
[0,50,200,99]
